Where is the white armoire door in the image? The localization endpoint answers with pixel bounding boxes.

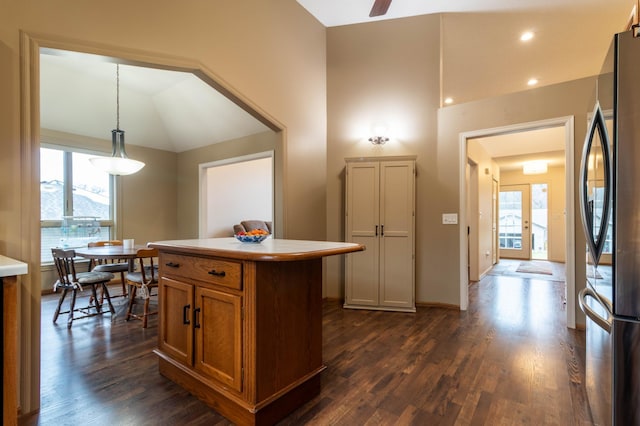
[345,161,380,307]
[379,161,415,310]
[345,157,415,312]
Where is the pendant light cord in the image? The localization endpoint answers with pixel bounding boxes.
[116,64,120,131]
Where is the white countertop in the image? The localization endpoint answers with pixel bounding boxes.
[149,237,365,261]
[0,255,28,277]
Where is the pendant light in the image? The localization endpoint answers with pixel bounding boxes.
[90,64,145,175]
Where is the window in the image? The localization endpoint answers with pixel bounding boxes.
[498,191,523,250]
[40,146,115,263]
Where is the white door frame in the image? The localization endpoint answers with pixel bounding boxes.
[458,116,576,328]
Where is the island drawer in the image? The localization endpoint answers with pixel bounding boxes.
[160,252,242,290]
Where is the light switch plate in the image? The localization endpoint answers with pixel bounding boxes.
[442,213,458,225]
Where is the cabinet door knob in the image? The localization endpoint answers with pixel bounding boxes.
[375,225,378,236]
[183,304,191,325]
[166,262,180,268]
[208,269,226,277]
[381,224,384,236]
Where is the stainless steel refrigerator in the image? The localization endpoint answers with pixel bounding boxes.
[579,29,640,426]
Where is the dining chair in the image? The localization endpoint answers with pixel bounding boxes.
[88,240,129,298]
[51,248,116,328]
[125,247,159,328]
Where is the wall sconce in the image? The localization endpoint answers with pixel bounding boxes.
[369,124,389,145]
[369,136,389,145]
[522,160,548,175]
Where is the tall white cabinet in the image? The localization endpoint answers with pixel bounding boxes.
[344,156,416,312]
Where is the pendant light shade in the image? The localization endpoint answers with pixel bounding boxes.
[90,129,145,175]
[90,64,145,176]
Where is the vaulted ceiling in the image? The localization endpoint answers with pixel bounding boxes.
[40,0,635,154]
[40,52,270,153]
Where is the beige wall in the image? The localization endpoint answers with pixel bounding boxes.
[500,163,566,263]
[2,0,326,415]
[116,142,180,244]
[467,142,500,279]
[326,15,441,302]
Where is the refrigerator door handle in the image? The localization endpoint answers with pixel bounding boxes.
[579,287,613,333]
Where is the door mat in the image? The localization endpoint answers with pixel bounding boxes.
[515,262,553,275]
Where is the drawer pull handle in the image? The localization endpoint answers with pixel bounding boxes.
[208,269,226,277]
[183,304,191,325]
[165,262,180,268]
[194,307,201,329]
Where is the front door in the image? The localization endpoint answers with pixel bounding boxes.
[499,184,531,260]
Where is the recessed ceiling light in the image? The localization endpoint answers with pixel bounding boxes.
[520,31,534,42]
[523,160,547,174]
[444,97,453,105]
[527,78,538,86]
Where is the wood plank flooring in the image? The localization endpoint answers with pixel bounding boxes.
[28,270,592,425]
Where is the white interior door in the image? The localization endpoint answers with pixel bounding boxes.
[499,184,531,260]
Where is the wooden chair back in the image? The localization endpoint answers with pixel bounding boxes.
[88,240,122,247]
[134,248,159,284]
[51,248,79,288]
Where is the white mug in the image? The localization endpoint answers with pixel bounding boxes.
[123,239,134,249]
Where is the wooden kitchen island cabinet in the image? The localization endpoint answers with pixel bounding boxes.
[149,238,364,426]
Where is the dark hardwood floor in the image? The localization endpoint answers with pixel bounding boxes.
[29,269,592,425]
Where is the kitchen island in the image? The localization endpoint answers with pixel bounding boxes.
[149,238,364,426]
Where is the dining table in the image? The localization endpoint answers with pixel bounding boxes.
[74,244,147,272]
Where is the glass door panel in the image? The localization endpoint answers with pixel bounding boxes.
[531,183,548,260]
[499,184,531,260]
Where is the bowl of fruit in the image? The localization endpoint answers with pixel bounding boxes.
[234,228,270,243]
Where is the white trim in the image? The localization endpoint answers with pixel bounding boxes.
[459,116,577,328]
[198,150,275,238]
[199,150,274,170]
[564,117,576,329]
[459,141,469,310]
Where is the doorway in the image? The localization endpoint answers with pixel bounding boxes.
[459,116,576,328]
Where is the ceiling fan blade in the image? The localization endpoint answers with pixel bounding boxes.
[369,0,392,17]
